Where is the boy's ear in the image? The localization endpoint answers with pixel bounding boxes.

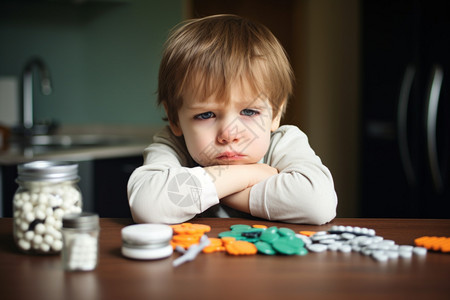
[163,102,183,136]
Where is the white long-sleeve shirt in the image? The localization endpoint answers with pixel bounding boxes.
[127,125,337,225]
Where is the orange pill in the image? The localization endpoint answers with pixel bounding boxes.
[252,224,268,229]
[172,234,202,243]
[299,231,316,237]
[225,240,257,255]
[221,237,236,245]
[203,245,226,253]
[208,238,223,247]
[414,236,450,253]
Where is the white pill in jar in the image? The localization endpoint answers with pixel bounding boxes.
[62,212,99,271]
[121,224,173,260]
[13,161,82,254]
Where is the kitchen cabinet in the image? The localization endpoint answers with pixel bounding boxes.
[1,155,142,218]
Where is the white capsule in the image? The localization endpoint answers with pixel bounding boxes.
[22,202,33,212]
[52,229,62,240]
[52,240,63,251]
[44,234,54,245]
[399,245,413,252]
[45,207,54,217]
[295,234,312,245]
[328,243,341,251]
[413,247,427,256]
[345,226,354,233]
[341,233,356,240]
[372,251,389,262]
[24,212,35,223]
[40,242,50,252]
[33,207,45,220]
[54,208,65,219]
[386,250,399,259]
[353,227,362,234]
[372,236,384,243]
[24,230,35,241]
[45,216,56,226]
[319,239,338,245]
[352,244,362,252]
[339,244,352,253]
[330,225,339,232]
[35,223,46,235]
[399,250,412,258]
[361,248,373,256]
[33,234,43,245]
[20,221,29,232]
[54,220,63,230]
[307,243,328,253]
[22,193,30,202]
[314,231,327,236]
[367,229,376,236]
[18,239,31,251]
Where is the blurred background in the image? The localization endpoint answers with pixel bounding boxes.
[1,0,448,219]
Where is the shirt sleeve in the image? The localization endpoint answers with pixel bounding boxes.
[127,128,219,224]
[249,125,338,225]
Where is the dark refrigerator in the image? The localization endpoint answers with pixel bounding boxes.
[361,0,450,218]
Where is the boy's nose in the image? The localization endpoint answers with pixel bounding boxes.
[217,123,241,144]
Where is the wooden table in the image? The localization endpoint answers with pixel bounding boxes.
[1,218,449,299]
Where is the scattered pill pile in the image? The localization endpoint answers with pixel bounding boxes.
[414,236,450,253]
[169,223,436,263]
[170,223,212,249]
[219,224,308,255]
[13,183,82,253]
[301,225,428,262]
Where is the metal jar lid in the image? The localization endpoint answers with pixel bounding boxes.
[17,161,79,182]
[63,212,99,230]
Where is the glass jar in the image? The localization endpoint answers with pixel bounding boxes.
[62,212,99,271]
[13,161,82,254]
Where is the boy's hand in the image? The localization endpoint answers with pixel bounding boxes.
[204,163,278,199]
[246,164,279,187]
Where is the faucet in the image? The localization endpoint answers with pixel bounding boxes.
[20,57,53,133]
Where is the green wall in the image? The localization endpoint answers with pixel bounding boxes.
[0,0,183,126]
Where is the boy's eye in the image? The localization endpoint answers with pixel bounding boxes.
[194,111,215,120]
[241,109,259,117]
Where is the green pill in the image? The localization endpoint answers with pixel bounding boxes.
[230,224,252,232]
[278,227,296,237]
[260,229,280,243]
[296,247,308,256]
[255,241,277,255]
[218,231,245,240]
[272,236,304,255]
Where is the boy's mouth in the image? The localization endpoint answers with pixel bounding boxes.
[216,151,245,160]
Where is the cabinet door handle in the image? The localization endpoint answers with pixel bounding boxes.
[397,65,416,186]
[426,65,444,193]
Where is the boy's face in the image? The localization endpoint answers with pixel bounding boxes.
[168,82,282,167]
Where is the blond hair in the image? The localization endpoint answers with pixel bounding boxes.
[158,14,294,125]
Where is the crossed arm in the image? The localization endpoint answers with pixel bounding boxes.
[204,163,279,213]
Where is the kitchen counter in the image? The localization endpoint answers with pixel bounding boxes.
[0,125,161,165]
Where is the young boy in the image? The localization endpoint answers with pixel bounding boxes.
[128,14,337,225]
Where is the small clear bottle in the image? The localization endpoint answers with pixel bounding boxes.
[13,161,82,254]
[62,212,100,271]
